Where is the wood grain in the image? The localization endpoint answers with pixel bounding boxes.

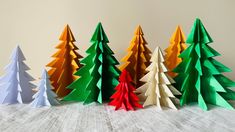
[0,102,235,132]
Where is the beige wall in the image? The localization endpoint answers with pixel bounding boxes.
[0,0,235,80]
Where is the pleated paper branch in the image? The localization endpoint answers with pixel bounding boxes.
[109,69,142,111]
[136,47,181,110]
[63,22,120,104]
[47,25,83,98]
[174,18,235,111]
[0,45,36,104]
[164,26,187,77]
[119,25,151,88]
[31,69,59,108]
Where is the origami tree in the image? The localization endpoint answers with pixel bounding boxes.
[136,47,181,110]
[63,22,120,104]
[31,69,59,108]
[164,25,187,77]
[119,25,151,88]
[174,18,235,110]
[47,24,83,98]
[109,69,142,111]
[0,45,36,104]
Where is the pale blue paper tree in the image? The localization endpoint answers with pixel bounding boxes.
[0,45,35,104]
[31,69,59,108]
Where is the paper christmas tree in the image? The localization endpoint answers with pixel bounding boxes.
[63,22,120,104]
[174,18,235,110]
[119,25,151,88]
[31,69,59,108]
[0,45,36,104]
[109,69,142,111]
[164,26,187,77]
[136,47,181,110]
[46,24,83,98]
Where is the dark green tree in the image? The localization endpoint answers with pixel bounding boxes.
[63,22,120,104]
[174,18,235,110]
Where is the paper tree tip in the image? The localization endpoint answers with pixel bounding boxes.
[153,46,162,55]
[90,22,109,42]
[11,45,26,61]
[16,45,22,53]
[16,44,20,48]
[186,18,213,44]
[195,18,202,24]
[176,25,182,31]
[152,46,165,63]
[59,24,76,42]
[195,18,201,21]
[41,69,49,79]
[170,26,186,43]
[134,25,144,35]
[119,69,132,82]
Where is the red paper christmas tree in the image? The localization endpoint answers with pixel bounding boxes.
[109,69,142,111]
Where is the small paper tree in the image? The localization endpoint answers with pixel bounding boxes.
[0,45,35,104]
[63,22,120,104]
[47,24,83,98]
[31,69,59,108]
[119,25,151,88]
[109,69,142,111]
[164,25,187,77]
[136,47,181,110]
[174,18,235,110]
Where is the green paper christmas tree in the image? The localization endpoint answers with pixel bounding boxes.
[174,18,235,110]
[63,22,120,104]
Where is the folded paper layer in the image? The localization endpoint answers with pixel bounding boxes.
[164,25,187,77]
[119,25,151,88]
[0,45,36,104]
[31,69,60,108]
[174,18,235,111]
[136,46,181,110]
[63,22,120,104]
[46,25,83,98]
[109,69,143,111]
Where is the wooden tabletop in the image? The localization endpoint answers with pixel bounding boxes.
[0,102,235,132]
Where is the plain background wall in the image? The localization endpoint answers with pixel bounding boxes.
[0,0,235,80]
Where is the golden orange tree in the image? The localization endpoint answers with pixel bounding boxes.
[120,25,151,88]
[164,26,187,77]
[47,25,83,97]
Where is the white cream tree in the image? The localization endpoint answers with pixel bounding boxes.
[136,46,181,110]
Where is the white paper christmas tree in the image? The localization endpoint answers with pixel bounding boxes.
[0,45,35,104]
[135,46,181,110]
[31,69,59,108]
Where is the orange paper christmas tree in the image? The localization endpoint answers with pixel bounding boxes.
[119,25,151,88]
[164,26,187,77]
[46,25,83,98]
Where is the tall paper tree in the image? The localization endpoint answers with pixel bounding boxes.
[109,69,142,111]
[119,25,151,88]
[47,25,83,98]
[31,69,59,108]
[136,47,181,110]
[164,25,187,77]
[174,18,235,110]
[63,22,120,104]
[0,45,36,104]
